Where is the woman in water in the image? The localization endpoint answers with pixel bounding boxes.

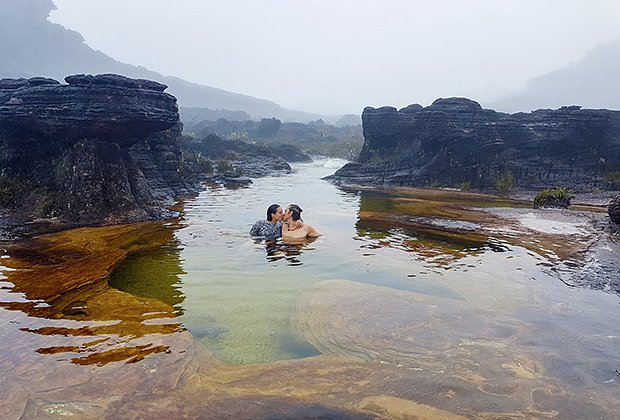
[249,203,283,238]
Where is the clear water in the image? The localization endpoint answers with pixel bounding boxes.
[109,159,620,388]
[3,158,620,416]
[164,160,501,364]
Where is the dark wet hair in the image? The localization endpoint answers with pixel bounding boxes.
[267,203,281,221]
[288,204,303,221]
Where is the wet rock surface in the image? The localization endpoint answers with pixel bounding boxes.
[0,74,198,231]
[327,98,620,192]
[294,280,618,418]
[352,186,620,297]
[609,194,620,224]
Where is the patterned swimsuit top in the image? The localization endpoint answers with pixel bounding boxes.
[249,220,282,238]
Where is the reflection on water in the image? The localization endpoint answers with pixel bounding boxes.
[354,190,515,272]
[2,159,620,418]
[261,236,318,266]
[0,223,186,366]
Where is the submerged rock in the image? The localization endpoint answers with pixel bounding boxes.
[206,175,253,187]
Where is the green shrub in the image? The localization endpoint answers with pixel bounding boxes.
[457,181,471,191]
[216,159,235,174]
[0,175,19,207]
[35,191,63,218]
[533,187,572,208]
[181,151,213,173]
[495,171,513,192]
[604,171,620,183]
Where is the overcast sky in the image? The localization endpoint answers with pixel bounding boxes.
[49,0,620,115]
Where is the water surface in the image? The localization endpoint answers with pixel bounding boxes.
[2,158,619,418]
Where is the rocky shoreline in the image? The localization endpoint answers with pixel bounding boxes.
[1,76,618,296]
[0,74,306,240]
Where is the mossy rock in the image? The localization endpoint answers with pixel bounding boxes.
[533,188,572,209]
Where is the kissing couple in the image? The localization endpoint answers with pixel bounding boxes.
[249,203,321,240]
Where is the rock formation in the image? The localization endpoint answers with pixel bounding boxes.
[0,74,197,227]
[327,98,620,191]
[189,117,363,161]
[180,134,294,178]
[609,195,620,225]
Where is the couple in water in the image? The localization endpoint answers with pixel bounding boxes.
[249,203,321,240]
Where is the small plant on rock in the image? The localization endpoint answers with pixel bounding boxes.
[457,181,471,191]
[534,187,573,209]
[216,159,235,174]
[495,171,513,192]
[0,175,20,207]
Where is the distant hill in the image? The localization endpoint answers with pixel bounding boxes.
[0,0,321,121]
[489,38,620,112]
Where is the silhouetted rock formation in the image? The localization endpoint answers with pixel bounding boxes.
[327,98,620,191]
[0,74,197,226]
[609,195,620,225]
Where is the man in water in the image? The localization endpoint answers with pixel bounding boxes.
[282,204,321,239]
[249,203,283,239]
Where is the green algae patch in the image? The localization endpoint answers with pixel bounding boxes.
[0,221,188,365]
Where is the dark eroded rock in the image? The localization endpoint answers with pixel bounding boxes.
[609,194,620,224]
[0,74,197,227]
[327,98,620,192]
[1,74,178,140]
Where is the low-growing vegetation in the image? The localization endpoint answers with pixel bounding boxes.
[604,171,620,183]
[0,175,21,207]
[494,171,514,192]
[533,187,573,209]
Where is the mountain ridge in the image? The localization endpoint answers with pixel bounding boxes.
[488,37,620,113]
[0,0,322,121]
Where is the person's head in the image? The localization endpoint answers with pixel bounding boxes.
[267,204,283,222]
[287,203,303,221]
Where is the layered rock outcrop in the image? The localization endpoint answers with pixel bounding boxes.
[327,98,620,191]
[0,74,196,227]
